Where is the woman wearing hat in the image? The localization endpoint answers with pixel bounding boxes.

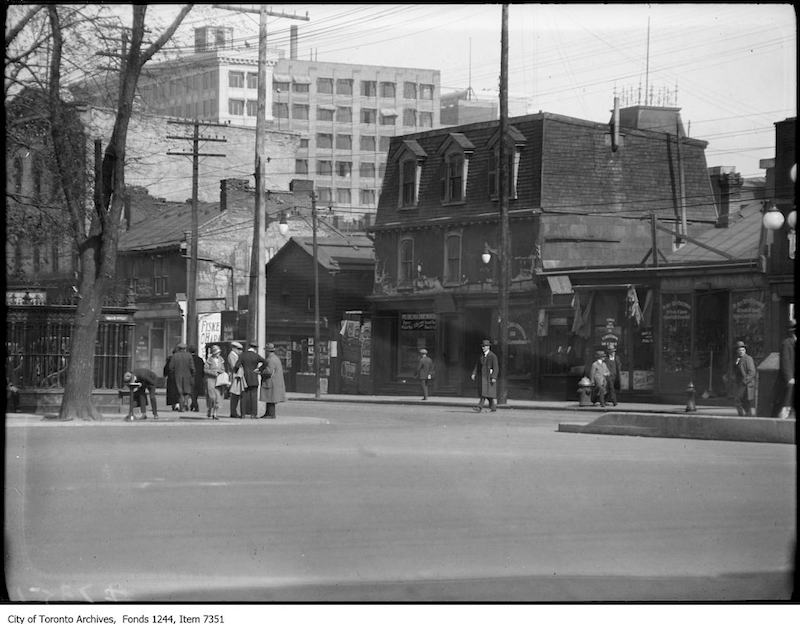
[470,339,499,412]
[259,343,286,419]
[203,345,227,420]
[732,340,756,417]
[227,341,244,418]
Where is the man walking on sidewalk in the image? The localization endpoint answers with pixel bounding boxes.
[471,339,498,412]
[416,348,434,400]
[732,340,756,417]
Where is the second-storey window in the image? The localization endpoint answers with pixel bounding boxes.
[442,154,465,202]
[399,238,414,286]
[228,71,244,88]
[153,257,168,295]
[246,72,258,89]
[444,233,462,284]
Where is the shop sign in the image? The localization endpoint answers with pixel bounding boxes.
[663,300,691,320]
[400,313,436,331]
[198,312,221,358]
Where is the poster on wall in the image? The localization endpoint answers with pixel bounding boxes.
[359,320,372,377]
[197,312,221,359]
[731,291,766,361]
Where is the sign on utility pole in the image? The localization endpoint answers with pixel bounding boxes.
[213,4,309,351]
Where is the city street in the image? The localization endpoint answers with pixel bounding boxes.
[4,400,796,602]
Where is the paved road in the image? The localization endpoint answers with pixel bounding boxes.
[4,401,796,602]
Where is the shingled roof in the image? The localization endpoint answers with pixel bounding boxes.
[278,235,374,271]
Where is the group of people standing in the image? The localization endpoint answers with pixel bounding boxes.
[123,340,286,421]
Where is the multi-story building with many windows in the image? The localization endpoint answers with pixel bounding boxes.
[126,26,441,223]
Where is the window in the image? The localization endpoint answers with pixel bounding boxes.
[292,81,309,94]
[299,138,309,148]
[403,82,417,99]
[317,133,333,149]
[336,79,353,95]
[360,161,376,177]
[317,160,332,176]
[380,82,396,98]
[401,159,417,207]
[246,72,258,89]
[246,100,258,117]
[336,161,352,177]
[335,106,352,123]
[295,159,308,175]
[380,111,397,126]
[51,241,59,273]
[292,104,309,120]
[420,83,434,99]
[399,238,414,286]
[273,79,289,92]
[203,72,210,89]
[360,189,376,205]
[317,187,333,203]
[444,233,462,284]
[379,162,387,177]
[360,108,377,124]
[335,134,352,150]
[228,99,244,115]
[379,136,391,152]
[228,71,244,88]
[33,155,43,202]
[361,81,377,97]
[317,77,334,94]
[419,111,433,128]
[360,135,376,152]
[153,257,168,295]
[317,106,334,121]
[487,148,521,199]
[442,154,465,202]
[336,188,351,204]
[403,108,417,127]
[272,102,288,118]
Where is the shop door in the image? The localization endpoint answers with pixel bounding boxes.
[437,314,462,392]
[694,290,729,398]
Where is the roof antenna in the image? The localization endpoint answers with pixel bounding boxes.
[467,37,474,100]
[644,15,651,105]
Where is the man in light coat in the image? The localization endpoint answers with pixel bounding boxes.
[471,339,499,412]
[416,348,434,400]
[589,349,611,407]
[167,343,195,412]
[259,343,286,419]
[732,340,756,417]
[227,341,244,418]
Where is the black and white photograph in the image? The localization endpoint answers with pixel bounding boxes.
[4,2,796,615]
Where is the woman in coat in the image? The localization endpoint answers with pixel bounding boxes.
[259,343,286,419]
[470,339,499,412]
[203,345,227,420]
[163,347,180,410]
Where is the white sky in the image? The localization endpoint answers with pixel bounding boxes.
[132,3,796,178]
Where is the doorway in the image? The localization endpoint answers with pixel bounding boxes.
[694,290,729,398]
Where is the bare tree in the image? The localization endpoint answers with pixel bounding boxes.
[6,4,192,420]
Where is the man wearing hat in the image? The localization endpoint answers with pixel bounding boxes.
[234,342,266,418]
[227,341,244,418]
[167,343,195,412]
[415,347,434,400]
[470,339,499,412]
[122,368,159,420]
[259,343,286,419]
[589,349,611,407]
[732,340,756,417]
[773,320,796,419]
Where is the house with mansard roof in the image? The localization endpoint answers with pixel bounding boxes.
[367,105,722,401]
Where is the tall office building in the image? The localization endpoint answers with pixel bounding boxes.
[131,26,441,223]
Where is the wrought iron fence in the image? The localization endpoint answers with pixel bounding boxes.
[6,305,135,390]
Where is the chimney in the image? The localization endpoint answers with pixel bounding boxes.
[220,178,252,212]
[618,105,685,137]
[290,25,298,60]
[708,166,742,228]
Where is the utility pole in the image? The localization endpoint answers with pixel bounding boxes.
[213,4,309,350]
[311,192,320,399]
[167,120,228,348]
[498,4,510,405]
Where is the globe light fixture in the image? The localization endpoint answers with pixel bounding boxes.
[762,203,785,231]
[278,212,289,236]
[481,242,494,265]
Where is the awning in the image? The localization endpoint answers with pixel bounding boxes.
[292,75,312,84]
[317,104,336,111]
[380,108,398,117]
[272,74,291,83]
[546,275,573,294]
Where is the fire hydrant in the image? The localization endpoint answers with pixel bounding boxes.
[685,380,697,413]
[577,376,593,407]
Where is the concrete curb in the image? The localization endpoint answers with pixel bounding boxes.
[558,412,796,444]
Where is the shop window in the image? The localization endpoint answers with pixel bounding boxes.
[398,313,436,377]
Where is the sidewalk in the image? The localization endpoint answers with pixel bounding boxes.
[5,392,794,444]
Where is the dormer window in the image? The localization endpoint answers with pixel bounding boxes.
[486,125,526,200]
[437,133,475,205]
[394,139,427,209]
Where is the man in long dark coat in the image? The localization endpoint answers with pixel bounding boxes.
[163,347,180,410]
[235,342,266,418]
[470,339,499,412]
[732,340,756,417]
[604,343,622,406]
[188,345,205,412]
[259,343,286,419]
[773,319,796,419]
[167,343,195,412]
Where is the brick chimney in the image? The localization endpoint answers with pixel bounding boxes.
[220,178,252,212]
[708,166,742,228]
[290,25,298,60]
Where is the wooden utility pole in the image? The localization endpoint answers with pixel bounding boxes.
[213,4,309,350]
[498,4,510,405]
[167,119,228,348]
[311,192,320,399]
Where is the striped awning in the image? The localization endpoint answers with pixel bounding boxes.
[292,75,312,84]
[273,74,291,83]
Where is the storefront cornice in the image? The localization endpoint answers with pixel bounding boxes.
[539,259,758,277]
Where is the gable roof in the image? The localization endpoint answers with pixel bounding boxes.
[274,235,374,271]
[118,199,220,252]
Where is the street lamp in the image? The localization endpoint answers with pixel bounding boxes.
[763,203,797,261]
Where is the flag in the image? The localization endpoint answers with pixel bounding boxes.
[626,286,643,327]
